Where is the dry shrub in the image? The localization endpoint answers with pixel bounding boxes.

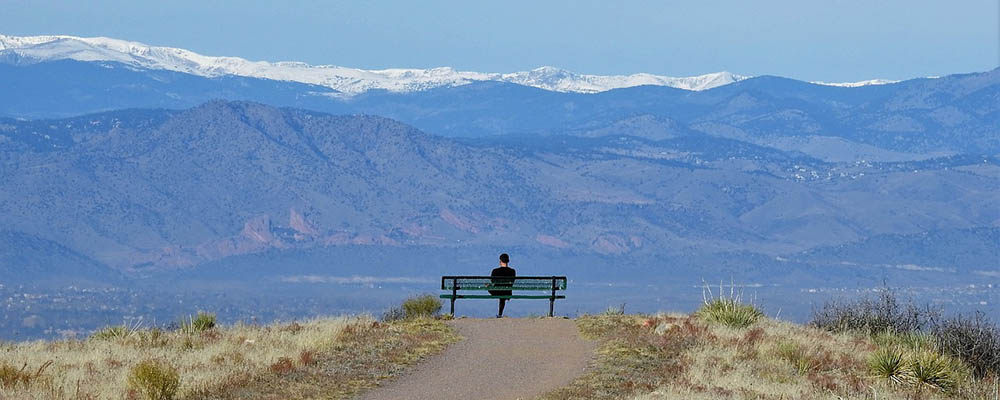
[401,295,442,318]
[209,354,226,365]
[381,306,406,322]
[932,312,1000,379]
[269,357,294,375]
[281,322,303,334]
[127,360,180,400]
[0,360,52,390]
[806,371,839,392]
[811,289,935,335]
[741,327,766,346]
[298,350,316,366]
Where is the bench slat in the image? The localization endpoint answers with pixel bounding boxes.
[441,276,567,291]
[440,294,566,300]
[441,275,567,317]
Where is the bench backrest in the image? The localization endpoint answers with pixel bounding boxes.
[441,276,567,291]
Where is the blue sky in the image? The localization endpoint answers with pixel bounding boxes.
[3,0,997,81]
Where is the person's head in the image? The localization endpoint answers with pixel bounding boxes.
[499,253,509,266]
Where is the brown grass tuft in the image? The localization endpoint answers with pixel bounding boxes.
[298,350,316,366]
[268,357,294,375]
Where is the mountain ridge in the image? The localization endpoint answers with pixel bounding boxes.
[0,33,913,94]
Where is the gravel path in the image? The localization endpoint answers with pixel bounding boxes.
[357,318,595,400]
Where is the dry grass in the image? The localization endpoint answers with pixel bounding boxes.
[0,315,458,399]
[541,312,1000,400]
[538,313,704,400]
[192,316,460,399]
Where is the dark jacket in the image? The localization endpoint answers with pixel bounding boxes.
[489,266,516,296]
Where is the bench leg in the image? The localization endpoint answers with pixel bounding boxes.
[549,297,554,317]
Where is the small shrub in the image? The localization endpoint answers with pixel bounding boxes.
[775,341,816,375]
[811,289,936,335]
[179,312,216,334]
[400,295,442,319]
[932,312,1000,378]
[697,299,763,328]
[127,360,180,400]
[0,360,52,390]
[741,327,766,346]
[269,357,294,375]
[737,327,766,357]
[0,363,21,389]
[381,306,406,322]
[868,347,907,384]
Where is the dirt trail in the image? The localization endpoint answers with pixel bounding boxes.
[356,318,595,400]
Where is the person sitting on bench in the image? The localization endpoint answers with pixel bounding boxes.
[490,253,516,318]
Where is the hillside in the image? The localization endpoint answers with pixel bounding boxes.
[4,299,998,400]
[0,101,996,276]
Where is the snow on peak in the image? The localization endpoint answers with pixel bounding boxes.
[0,34,748,94]
[810,78,899,88]
[500,67,747,93]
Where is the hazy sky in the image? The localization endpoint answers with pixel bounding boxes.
[2,0,998,81]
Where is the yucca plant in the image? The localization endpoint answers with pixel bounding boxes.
[91,319,144,341]
[179,312,216,334]
[601,304,626,316]
[872,330,937,353]
[869,346,907,385]
[908,351,966,392]
[697,280,763,328]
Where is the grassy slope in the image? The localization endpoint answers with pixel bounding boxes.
[0,316,458,399]
[540,313,999,400]
[5,309,996,400]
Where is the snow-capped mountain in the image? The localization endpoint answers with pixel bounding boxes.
[499,66,745,92]
[811,79,899,87]
[0,34,750,94]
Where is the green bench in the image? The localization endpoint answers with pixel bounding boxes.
[440,276,567,317]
